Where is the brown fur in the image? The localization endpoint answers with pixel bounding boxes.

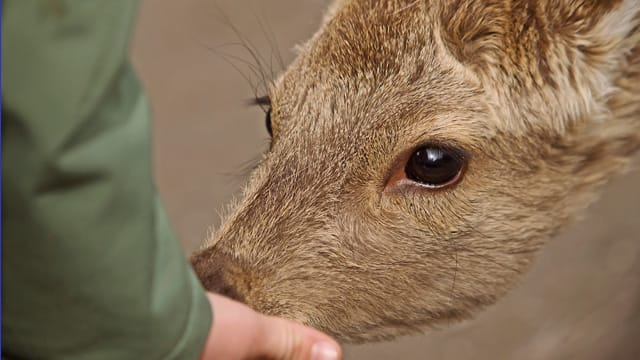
[191,0,640,343]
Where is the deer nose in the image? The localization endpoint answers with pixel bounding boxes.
[190,248,245,303]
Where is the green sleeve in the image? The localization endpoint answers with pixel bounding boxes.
[1,1,212,359]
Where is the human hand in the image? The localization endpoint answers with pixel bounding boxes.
[199,293,342,360]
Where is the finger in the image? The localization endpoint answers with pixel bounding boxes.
[202,293,262,360]
[252,314,341,360]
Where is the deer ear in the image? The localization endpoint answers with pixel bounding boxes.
[439,0,640,132]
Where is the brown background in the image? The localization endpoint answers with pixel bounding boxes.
[131,1,640,359]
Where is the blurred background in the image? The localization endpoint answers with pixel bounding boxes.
[131,0,640,358]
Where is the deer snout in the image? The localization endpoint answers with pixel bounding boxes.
[190,248,246,303]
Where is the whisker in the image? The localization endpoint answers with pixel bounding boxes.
[217,153,266,182]
[204,3,277,103]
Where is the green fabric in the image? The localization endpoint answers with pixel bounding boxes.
[2,1,212,359]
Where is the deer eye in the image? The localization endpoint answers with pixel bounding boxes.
[265,108,273,137]
[405,146,465,188]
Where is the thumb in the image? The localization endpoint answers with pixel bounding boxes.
[253,314,342,360]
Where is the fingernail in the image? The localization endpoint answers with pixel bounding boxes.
[311,342,339,360]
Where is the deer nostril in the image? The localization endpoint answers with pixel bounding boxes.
[212,272,245,303]
[190,249,246,303]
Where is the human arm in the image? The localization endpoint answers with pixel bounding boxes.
[2,2,210,358]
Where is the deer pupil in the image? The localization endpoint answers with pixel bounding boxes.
[265,109,273,136]
[405,146,463,187]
